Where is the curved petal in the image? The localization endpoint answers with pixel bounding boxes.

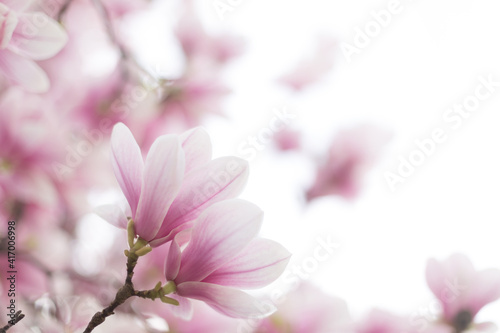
[425,254,476,321]
[203,238,291,289]
[475,322,498,332]
[177,282,275,318]
[176,199,263,284]
[179,127,212,173]
[164,230,192,281]
[94,204,128,229]
[466,268,500,317]
[10,12,68,60]
[110,123,143,216]
[135,135,185,241]
[166,294,194,320]
[156,156,249,242]
[148,221,193,248]
[0,50,49,92]
[0,5,18,49]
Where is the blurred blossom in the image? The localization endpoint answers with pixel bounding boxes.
[278,36,337,91]
[306,124,392,201]
[255,282,351,333]
[355,309,418,333]
[426,253,500,332]
[175,0,245,67]
[153,0,244,128]
[0,88,64,225]
[273,128,302,152]
[0,0,67,92]
[159,74,231,127]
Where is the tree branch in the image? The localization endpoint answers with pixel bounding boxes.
[0,311,25,333]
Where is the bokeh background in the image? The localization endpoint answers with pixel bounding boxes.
[1,0,500,331]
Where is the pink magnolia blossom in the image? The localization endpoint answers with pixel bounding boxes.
[426,253,500,332]
[0,0,68,92]
[164,199,291,318]
[306,124,391,201]
[97,122,249,247]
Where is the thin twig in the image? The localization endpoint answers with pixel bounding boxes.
[57,0,75,22]
[0,311,25,333]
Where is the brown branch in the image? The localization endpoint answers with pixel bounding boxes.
[57,0,75,22]
[82,253,138,333]
[82,283,135,333]
[0,311,25,333]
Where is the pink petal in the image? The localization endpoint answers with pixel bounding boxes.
[10,13,68,60]
[154,156,249,245]
[203,238,291,289]
[135,135,185,241]
[177,282,274,318]
[179,127,212,174]
[148,221,193,248]
[426,254,477,321]
[475,322,498,332]
[166,294,194,320]
[0,4,18,49]
[110,123,143,216]
[176,199,263,284]
[164,230,192,281]
[466,268,500,317]
[94,204,128,229]
[0,50,49,92]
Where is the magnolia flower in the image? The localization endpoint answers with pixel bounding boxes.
[426,253,500,332]
[97,123,249,247]
[306,124,391,201]
[164,199,291,318]
[0,0,68,92]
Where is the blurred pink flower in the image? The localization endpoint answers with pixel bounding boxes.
[356,309,417,333]
[0,88,65,225]
[0,255,49,301]
[426,253,500,332]
[175,0,244,66]
[0,0,67,92]
[273,128,302,152]
[278,36,337,91]
[160,74,231,127]
[97,123,249,247]
[164,199,291,318]
[101,0,148,18]
[256,282,351,333]
[306,124,391,201]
